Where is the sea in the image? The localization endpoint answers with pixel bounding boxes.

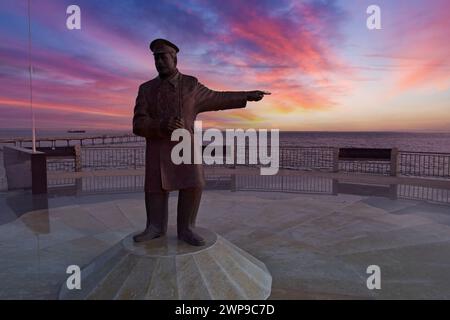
[1,128,450,153]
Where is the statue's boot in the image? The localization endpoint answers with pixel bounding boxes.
[133,191,169,242]
[177,187,205,246]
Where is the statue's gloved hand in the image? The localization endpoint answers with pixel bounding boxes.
[160,117,184,136]
[246,90,271,101]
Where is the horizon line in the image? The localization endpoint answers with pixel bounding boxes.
[1,128,450,134]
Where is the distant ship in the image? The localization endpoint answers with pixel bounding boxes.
[67,130,86,133]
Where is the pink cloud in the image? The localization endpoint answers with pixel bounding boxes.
[381,0,450,94]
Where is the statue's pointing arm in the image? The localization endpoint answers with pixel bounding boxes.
[195,82,248,114]
[132,85,163,138]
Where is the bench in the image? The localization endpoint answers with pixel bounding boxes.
[334,147,398,176]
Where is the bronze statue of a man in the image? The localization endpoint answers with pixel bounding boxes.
[132,38,269,246]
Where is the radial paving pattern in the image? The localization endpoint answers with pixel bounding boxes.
[59,227,272,300]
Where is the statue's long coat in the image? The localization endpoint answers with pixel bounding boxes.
[132,71,248,192]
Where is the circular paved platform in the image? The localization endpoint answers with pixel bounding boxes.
[59,227,272,300]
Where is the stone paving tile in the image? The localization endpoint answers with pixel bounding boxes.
[83,202,134,230]
[321,225,448,256]
[336,241,450,299]
[361,196,419,213]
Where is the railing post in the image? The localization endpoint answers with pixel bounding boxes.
[74,144,82,172]
[332,179,338,195]
[230,174,236,192]
[75,177,83,195]
[231,143,237,169]
[389,183,398,200]
[390,147,398,176]
[333,147,339,172]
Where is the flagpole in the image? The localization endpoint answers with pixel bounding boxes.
[27,0,36,152]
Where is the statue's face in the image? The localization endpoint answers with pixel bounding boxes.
[154,52,177,76]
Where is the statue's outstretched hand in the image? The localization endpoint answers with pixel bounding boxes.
[246,90,271,102]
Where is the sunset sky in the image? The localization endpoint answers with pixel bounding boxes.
[1,0,449,131]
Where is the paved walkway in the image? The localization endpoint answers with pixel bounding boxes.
[1,188,449,299]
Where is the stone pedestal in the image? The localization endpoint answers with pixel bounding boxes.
[59,227,272,300]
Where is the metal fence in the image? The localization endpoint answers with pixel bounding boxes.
[399,151,450,178]
[44,145,450,180]
[46,157,76,172]
[279,147,334,169]
[0,134,144,148]
[47,174,229,193]
[81,146,145,170]
[338,160,391,175]
[234,175,333,194]
[47,173,450,205]
[397,184,450,204]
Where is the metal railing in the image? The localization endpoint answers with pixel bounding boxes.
[279,146,334,170]
[44,145,450,180]
[46,157,76,172]
[81,146,145,170]
[209,146,335,170]
[397,184,450,204]
[47,173,228,193]
[399,151,450,178]
[0,134,144,148]
[338,160,391,175]
[47,173,450,205]
[234,175,333,194]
